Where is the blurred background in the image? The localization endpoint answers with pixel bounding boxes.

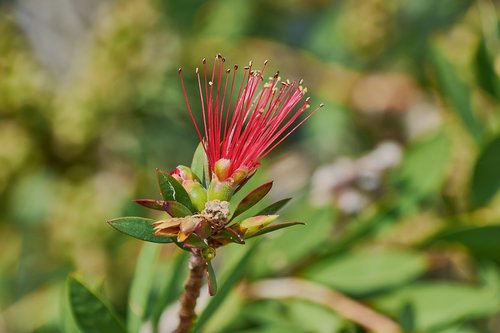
[1,0,500,332]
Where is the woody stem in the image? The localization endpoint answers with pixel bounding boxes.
[172,251,206,333]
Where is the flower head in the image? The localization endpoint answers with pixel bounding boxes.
[108,55,318,297]
[178,54,323,184]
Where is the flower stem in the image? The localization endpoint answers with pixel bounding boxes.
[173,251,206,333]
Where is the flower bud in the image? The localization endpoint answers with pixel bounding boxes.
[208,178,234,202]
[214,158,231,181]
[239,215,279,237]
[231,166,249,186]
[183,180,207,212]
[172,165,196,181]
[202,247,216,261]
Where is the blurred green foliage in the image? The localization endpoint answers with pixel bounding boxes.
[1,0,500,332]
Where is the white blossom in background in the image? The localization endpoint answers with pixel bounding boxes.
[310,140,403,214]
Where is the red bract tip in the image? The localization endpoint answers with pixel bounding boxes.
[178,56,321,181]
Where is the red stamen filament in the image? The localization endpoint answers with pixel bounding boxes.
[179,56,322,179]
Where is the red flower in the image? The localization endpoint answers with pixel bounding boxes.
[178,54,322,181]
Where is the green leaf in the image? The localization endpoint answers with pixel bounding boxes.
[246,222,305,239]
[256,198,292,216]
[431,225,500,262]
[134,200,192,217]
[108,217,174,243]
[216,228,245,244]
[191,143,210,187]
[434,326,479,333]
[61,281,82,333]
[470,136,500,209]
[156,169,194,212]
[250,203,334,278]
[67,276,126,333]
[236,299,343,333]
[304,249,427,295]
[127,243,160,333]
[374,282,500,331]
[133,199,164,211]
[207,261,218,296]
[151,252,190,331]
[231,181,273,220]
[394,130,450,198]
[398,303,416,333]
[474,37,500,100]
[193,242,260,332]
[429,45,483,140]
[286,299,343,333]
[162,201,192,217]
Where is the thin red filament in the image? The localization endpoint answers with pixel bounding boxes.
[178,55,322,179]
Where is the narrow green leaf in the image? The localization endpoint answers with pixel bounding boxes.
[183,233,209,248]
[61,281,82,333]
[231,181,273,220]
[474,37,500,100]
[68,276,126,333]
[134,199,164,211]
[193,242,260,332]
[429,45,483,140]
[217,228,245,244]
[134,200,193,217]
[127,243,160,333]
[399,303,416,333]
[257,198,291,216]
[108,217,174,243]
[191,143,210,187]
[470,136,500,209]
[304,249,427,295]
[374,282,500,331]
[246,222,305,239]
[151,252,190,331]
[207,261,218,296]
[162,201,192,217]
[394,130,450,198]
[156,169,194,212]
[431,225,500,262]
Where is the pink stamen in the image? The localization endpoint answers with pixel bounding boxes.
[178,56,321,180]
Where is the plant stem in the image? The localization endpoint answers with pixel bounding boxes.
[173,251,206,333]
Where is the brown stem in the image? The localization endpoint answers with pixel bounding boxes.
[173,251,206,333]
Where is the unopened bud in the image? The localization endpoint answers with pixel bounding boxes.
[239,215,279,237]
[208,179,234,202]
[183,180,207,212]
[214,158,231,181]
[231,166,249,185]
[172,165,196,181]
[202,247,216,261]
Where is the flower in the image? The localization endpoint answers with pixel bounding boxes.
[109,55,319,297]
[178,54,323,185]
